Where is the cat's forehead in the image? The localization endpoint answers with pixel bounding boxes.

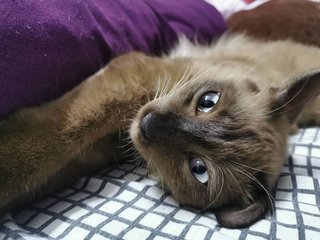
[190,60,258,82]
[168,70,240,103]
[179,77,226,92]
[158,68,271,119]
[187,59,280,93]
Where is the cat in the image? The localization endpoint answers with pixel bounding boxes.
[1,35,320,228]
[1,1,320,229]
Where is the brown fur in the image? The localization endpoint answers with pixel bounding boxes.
[1,0,320,229]
[0,54,189,214]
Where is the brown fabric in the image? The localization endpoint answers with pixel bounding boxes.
[228,0,320,47]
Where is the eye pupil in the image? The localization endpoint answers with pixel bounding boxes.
[189,158,209,184]
[192,162,207,174]
[197,92,220,113]
[201,99,214,108]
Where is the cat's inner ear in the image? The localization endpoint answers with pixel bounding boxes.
[215,195,268,229]
[271,71,320,124]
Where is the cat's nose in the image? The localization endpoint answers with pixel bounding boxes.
[140,111,182,144]
[140,112,167,142]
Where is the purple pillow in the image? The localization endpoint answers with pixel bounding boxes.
[0,0,226,119]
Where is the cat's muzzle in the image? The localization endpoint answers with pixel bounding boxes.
[140,112,162,143]
[140,112,179,144]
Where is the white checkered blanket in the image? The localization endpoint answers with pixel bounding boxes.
[0,128,319,240]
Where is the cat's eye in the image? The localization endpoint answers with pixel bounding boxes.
[197,92,220,113]
[189,158,209,184]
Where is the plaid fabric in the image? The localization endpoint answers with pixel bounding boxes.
[0,128,319,240]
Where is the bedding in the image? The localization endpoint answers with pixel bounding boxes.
[0,128,320,239]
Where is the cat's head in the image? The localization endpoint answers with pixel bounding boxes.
[130,57,320,228]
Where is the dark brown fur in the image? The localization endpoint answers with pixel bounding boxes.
[0,54,188,214]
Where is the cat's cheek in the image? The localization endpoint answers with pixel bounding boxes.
[129,132,210,208]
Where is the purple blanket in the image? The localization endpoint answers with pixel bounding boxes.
[0,0,226,119]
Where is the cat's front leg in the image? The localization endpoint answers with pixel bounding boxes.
[0,52,179,214]
[0,109,70,213]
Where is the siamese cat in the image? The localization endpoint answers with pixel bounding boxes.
[1,2,320,229]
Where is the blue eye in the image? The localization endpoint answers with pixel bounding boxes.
[197,92,220,113]
[189,158,209,184]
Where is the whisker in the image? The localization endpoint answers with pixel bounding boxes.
[225,167,249,205]
[233,166,275,214]
[263,77,309,116]
[159,74,170,98]
[201,167,224,211]
[168,64,193,95]
[232,161,273,174]
[137,83,151,102]
[153,75,162,100]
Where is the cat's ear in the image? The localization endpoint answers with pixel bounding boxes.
[215,196,268,229]
[272,71,320,124]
